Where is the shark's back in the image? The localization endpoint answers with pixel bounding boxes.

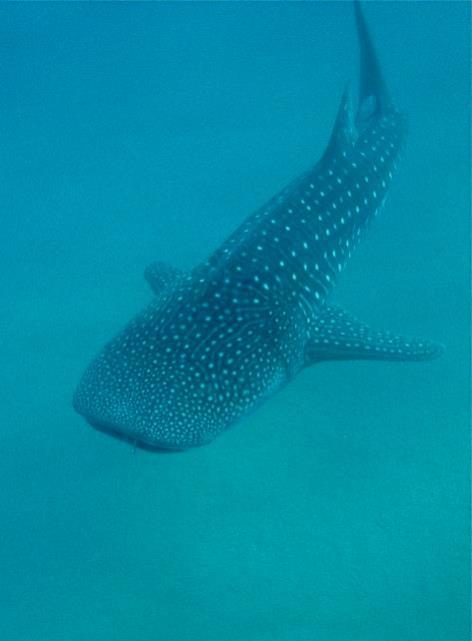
[196,1,406,317]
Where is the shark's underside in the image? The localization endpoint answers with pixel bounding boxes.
[73,2,443,451]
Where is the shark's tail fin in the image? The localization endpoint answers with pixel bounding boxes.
[321,1,395,164]
[354,0,391,125]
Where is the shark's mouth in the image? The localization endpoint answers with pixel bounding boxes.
[86,417,184,454]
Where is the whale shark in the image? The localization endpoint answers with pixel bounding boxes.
[73,2,443,451]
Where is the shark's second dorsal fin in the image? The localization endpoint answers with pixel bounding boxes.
[144,261,185,295]
[321,87,355,164]
[305,305,444,364]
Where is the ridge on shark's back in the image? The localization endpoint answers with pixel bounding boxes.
[73,1,443,451]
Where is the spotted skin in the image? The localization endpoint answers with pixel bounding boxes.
[73,2,443,450]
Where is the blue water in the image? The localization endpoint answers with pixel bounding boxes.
[0,3,469,640]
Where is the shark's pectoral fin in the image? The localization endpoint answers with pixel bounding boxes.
[144,261,186,295]
[305,304,444,365]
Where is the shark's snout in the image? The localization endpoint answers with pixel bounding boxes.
[83,414,178,452]
[73,390,161,451]
[72,362,198,451]
[72,360,143,445]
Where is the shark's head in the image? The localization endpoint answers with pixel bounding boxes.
[73,302,217,451]
[73,357,214,452]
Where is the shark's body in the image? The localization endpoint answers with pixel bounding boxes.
[74,2,442,450]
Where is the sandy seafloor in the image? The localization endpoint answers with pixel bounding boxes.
[0,2,470,640]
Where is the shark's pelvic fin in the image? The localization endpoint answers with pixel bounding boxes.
[144,261,185,295]
[305,305,444,364]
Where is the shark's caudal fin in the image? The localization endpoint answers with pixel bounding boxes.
[321,1,392,163]
[305,305,444,364]
[354,0,391,124]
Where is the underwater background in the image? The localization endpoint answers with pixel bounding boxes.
[0,2,469,640]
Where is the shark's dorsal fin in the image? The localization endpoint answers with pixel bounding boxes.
[144,261,185,295]
[305,305,444,364]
